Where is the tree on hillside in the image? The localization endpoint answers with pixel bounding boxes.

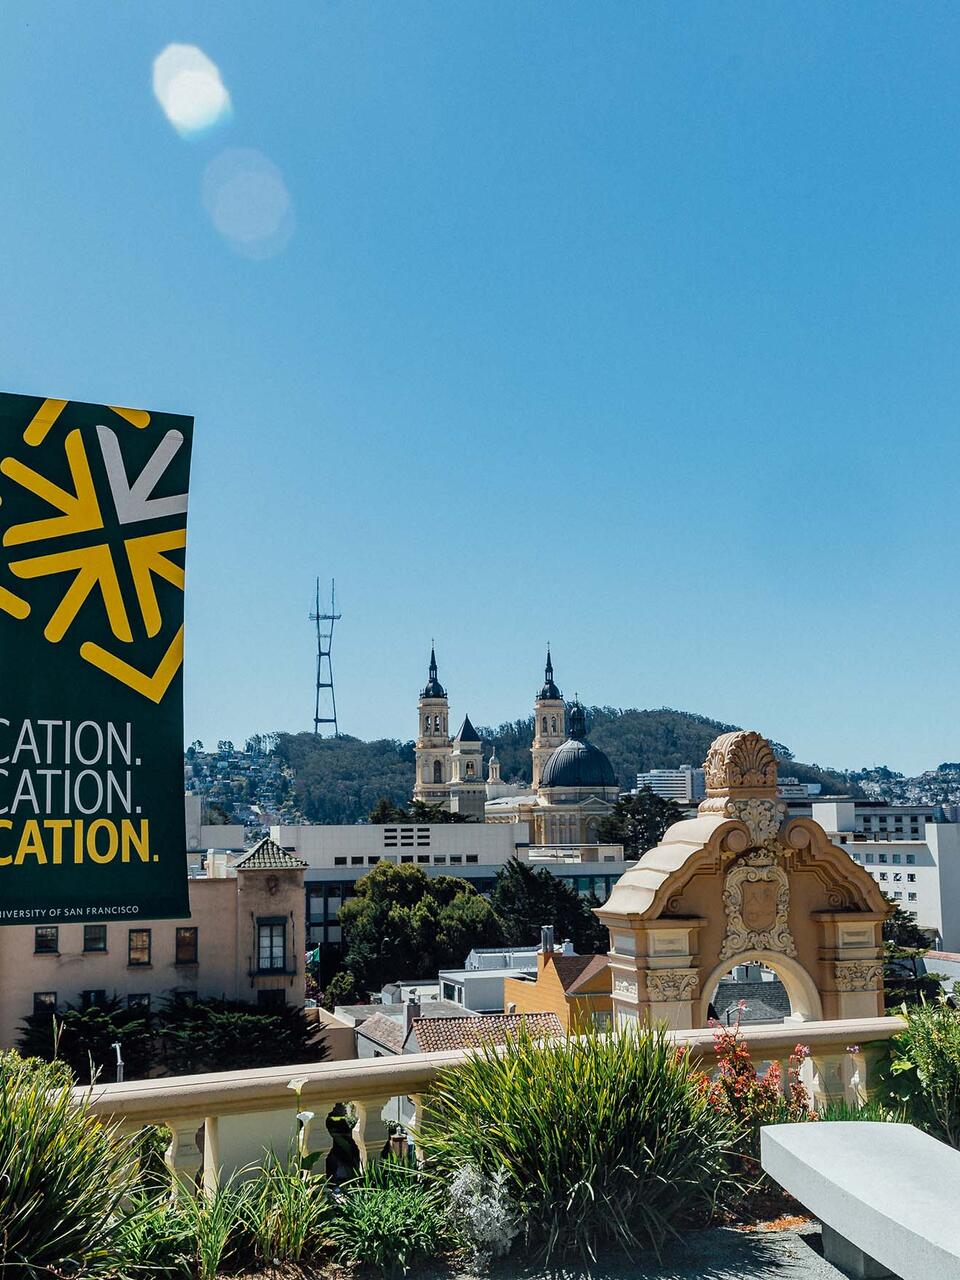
[489,858,607,954]
[597,788,683,859]
[332,863,506,1000]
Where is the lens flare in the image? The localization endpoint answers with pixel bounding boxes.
[153,44,232,138]
[202,149,295,259]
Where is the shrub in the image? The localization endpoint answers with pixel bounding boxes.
[327,1161,450,1273]
[416,1025,737,1261]
[0,1051,139,1277]
[704,1021,812,1166]
[243,1156,331,1263]
[112,1191,195,1277]
[888,999,960,1145]
[176,1178,252,1280]
[447,1164,519,1266]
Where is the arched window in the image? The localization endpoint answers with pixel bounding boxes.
[551,715,557,734]
[434,715,441,733]
[466,761,475,777]
[433,760,443,784]
[424,716,431,734]
[542,716,548,733]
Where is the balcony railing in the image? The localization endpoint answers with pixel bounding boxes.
[518,843,626,863]
[77,1014,905,1196]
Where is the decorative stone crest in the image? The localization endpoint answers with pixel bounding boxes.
[728,797,783,848]
[613,976,638,998]
[835,960,884,992]
[704,730,778,796]
[645,969,699,1002]
[720,849,796,960]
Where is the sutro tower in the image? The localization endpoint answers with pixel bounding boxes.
[310,578,341,737]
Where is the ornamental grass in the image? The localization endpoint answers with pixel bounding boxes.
[415,1024,738,1262]
[0,1051,139,1278]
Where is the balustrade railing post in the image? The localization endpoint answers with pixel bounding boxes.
[202,1115,220,1200]
[165,1118,203,1194]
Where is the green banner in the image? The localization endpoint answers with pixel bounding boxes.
[0,392,192,925]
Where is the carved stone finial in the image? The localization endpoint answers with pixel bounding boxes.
[703,730,778,798]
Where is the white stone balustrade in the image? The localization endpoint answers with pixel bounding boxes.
[76,1015,906,1192]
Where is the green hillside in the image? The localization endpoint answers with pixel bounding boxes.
[275,707,858,825]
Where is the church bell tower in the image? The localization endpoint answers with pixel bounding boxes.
[414,646,452,808]
[532,647,565,789]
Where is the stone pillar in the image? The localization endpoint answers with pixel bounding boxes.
[606,919,706,1031]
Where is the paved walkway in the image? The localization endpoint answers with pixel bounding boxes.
[476,1225,861,1279]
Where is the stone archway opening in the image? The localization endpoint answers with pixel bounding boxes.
[701,950,824,1028]
[597,729,889,1032]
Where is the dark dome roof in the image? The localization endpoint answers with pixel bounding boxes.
[540,737,616,790]
[421,646,446,699]
[538,677,562,701]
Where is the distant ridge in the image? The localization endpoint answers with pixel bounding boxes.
[274,706,858,825]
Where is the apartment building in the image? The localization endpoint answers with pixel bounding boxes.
[635,766,705,803]
[814,800,960,949]
[0,837,307,1048]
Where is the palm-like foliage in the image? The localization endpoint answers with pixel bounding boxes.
[416,1025,737,1261]
[0,1052,139,1277]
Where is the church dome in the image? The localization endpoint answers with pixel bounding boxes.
[540,701,616,790]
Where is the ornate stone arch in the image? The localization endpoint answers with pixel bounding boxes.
[595,730,889,1029]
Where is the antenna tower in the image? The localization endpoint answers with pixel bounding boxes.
[310,578,341,736]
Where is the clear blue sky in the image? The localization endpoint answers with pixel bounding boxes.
[2,3,958,775]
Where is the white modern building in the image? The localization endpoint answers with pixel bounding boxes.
[272,822,632,954]
[635,766,705,803]
[816,800,960,949]
[184,793,246,852]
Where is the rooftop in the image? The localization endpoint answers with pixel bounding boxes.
[232,837,307,871]
[409,1011,563,1052]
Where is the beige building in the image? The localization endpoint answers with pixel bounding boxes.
[414,647,620,844]
[0,836,307,1049]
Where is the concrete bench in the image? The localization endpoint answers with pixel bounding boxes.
[761,1121,960,1279]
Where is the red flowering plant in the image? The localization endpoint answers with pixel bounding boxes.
[701,1006,814,1210]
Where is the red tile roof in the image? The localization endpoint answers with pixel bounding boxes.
[410,1012,563,1053]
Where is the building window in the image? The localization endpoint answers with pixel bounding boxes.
[892,854,902,864]
[879,855,888,864]
[433,760,443,784]
[33,992,57,1016]
[127,993,151,1012]
[434,855,446,865]
[83,924,107,952]
[908,874,916,883]
[909,893,917,901]
[417,854,429,863]
[906,854,916,864]
[466,854,478,864]
[351,856,363,866]
[893,892,902,900]
[866,854,874,864]
[80,990,106,1010]
[128,929,152,967]
[257,989,286,1010]
[401,855,413,863]
[450,855,462,865]
[175,927,198,965]
[257,920,286,972]
[879,873,887,881]
[334,857,346,866]
[34,926,58,954]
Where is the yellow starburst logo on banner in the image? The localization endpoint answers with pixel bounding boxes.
[0,398,188,703]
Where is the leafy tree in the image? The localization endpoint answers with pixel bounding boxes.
[334,863,506,999]
[18,998,152,1084]
[597,787,683,858]
[489,858,607,954]
[156,998,325,1075]
[882,899,940,1008]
